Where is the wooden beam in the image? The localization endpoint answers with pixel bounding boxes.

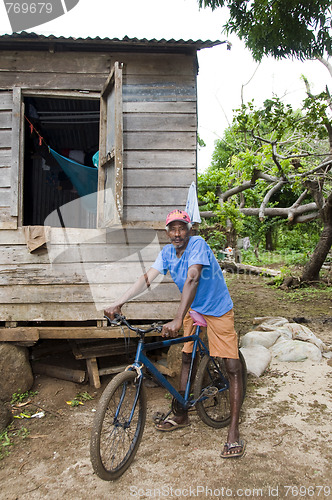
[0,326,162,341]
[0,327,39,341]
[86,357,101,388]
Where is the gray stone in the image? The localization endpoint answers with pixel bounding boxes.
[0,400,13,431]
[0,343,34,402]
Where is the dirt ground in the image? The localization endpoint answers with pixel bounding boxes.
[0,273,331,500]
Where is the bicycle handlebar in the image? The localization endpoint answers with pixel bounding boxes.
[104,314,163,335]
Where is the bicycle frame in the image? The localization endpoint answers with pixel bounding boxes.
[127,325,228,412]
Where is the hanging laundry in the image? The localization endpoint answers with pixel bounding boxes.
[92,150,99,168]
[49,148,98,213]
[185,181,201,223]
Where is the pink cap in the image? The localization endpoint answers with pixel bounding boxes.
[165,209,191,226]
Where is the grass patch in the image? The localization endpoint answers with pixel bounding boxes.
[276,285,332,303]
[0,424,30,460]
[11,390,38,405]
[241,249,309,268]
[66,392,93,407]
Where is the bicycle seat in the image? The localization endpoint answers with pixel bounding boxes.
[189,310,207,327]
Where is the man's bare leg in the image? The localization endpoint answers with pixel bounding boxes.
[222,357,244,456]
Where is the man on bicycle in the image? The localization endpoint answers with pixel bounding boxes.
[104,209,245,459]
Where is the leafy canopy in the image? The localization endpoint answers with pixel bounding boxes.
[198,0,332,60]
[198,93,330,244]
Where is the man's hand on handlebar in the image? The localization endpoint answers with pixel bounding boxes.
[161,318,182,338]
[104,304,122,321]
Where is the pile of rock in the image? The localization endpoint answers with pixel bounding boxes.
[0,343,34,431]
[240,317,331,377]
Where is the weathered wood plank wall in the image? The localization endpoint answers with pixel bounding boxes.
[0,90,15,229]
[0,47,195,327]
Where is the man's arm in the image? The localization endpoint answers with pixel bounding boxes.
[162,264,202,337]
[104,267,161,319]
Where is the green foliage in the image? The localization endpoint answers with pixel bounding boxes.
[11,390,38,404]
[67,392,93,407]
[0,424,30,461]
[241,249,309,267]
[198,0,332,61]
[204,230,227,252]
[0,428,13,460]
[197,133,206,148]
[276,283,332,301]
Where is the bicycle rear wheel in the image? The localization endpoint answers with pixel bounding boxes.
[194,352,247,429]
[90,370,146,481]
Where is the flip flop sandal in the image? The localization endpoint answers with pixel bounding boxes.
[221,439,246,458]
[155,418,190,432]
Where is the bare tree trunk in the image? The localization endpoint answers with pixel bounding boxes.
[265,228,275,251]
[301,195,332,282]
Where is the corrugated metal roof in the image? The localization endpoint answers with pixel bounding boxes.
[0,31,225,52]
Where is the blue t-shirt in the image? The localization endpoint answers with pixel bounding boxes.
[152,236,233,317]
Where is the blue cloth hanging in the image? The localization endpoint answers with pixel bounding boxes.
[92,150,99,168]
[50,148,98,213]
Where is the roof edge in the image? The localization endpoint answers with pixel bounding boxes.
[0,32,225,53]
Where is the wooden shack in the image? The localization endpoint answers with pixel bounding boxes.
[0,33,222,351]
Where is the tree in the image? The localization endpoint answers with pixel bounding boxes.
[199,94,332,282]
[198,0,332,61]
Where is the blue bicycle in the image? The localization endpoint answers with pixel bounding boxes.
[90,313,247,481]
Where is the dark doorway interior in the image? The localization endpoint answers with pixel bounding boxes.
[23,96,100,228]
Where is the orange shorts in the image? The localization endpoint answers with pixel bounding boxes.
[182,309,239,359]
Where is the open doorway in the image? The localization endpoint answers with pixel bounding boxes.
[23,96,100,228]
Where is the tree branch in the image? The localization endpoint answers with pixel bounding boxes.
[289,158,332,179]
[292,212,320,223]
[200,202,318,220]
[259,180,285,220]
[316,56,332,79]
[240,202,317,217]
[288,190,308,221]
[219,168,279,203]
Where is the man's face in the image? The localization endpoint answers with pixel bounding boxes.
[167,221,191,251]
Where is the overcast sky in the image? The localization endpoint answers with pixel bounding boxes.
[0,0,330,171]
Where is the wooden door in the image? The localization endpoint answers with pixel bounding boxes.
[97,62,123,227]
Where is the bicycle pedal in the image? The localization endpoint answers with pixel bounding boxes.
[202,386,219,398]
[152,411,167,424]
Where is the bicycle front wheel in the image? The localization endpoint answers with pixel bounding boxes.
[90,370,146,481]
[194,352,246,429]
